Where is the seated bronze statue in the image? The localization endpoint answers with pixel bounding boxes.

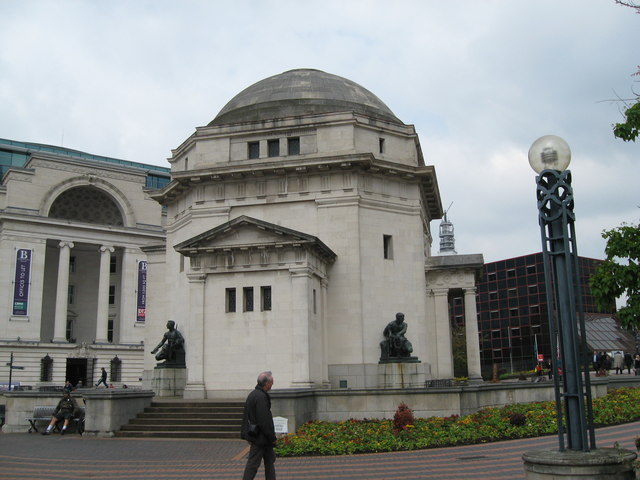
[151,320,185,367]
[380,312,414,361]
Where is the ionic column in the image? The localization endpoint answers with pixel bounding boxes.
[53,241,74,342]
[95,245,114,343]
[184,273,206,399]
[464,287,483,381]
[433,288,454,378]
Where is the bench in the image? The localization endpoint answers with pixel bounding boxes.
[26,405,85,434]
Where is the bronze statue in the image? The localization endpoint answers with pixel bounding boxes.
[151,320,185,367]
[380,312,414,361]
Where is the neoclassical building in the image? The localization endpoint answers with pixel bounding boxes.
[1,70,483,399]
[143,69,484,398]
[0,139,169,388]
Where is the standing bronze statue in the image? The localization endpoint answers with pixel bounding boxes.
[380,312,414,361]
[151,320,185,367]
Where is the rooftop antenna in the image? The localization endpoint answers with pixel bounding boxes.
[439,202,457,255]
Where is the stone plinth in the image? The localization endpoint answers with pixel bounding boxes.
[523,448,637,479]
[377,361,427,388]
[152,367,186,397]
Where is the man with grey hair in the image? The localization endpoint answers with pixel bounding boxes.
[241,371,276,480]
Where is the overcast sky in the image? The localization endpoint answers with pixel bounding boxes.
[1,0,638,263]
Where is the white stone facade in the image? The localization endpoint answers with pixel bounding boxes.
[0,146,167,389]
[143,69,483,398]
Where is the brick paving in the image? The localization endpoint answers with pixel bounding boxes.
[1,421,639,480]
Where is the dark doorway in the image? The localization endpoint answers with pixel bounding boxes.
[66,358,94,388]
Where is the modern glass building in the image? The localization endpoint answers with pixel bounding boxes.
[450,252,622,378]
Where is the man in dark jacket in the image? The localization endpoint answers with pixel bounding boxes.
[241,371,276,480]
[41,392,78,435]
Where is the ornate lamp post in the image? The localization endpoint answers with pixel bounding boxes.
[529,135,596,452]
[523,136,636,479]
[528,134,595,451]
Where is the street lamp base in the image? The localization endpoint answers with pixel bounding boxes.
[523,448,637,479]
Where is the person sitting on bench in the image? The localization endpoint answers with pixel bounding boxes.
[42,391,78,435]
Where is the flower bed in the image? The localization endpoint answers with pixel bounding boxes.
[274,387,640,457]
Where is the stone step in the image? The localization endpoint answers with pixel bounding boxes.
[120,424,239,432]
[115,430,239,439]
[128,418,240,426]
[135,412,243,420]
[116,401,245,439]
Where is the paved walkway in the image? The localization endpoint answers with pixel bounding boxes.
[1,421,639,480]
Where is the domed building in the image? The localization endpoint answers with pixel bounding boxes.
[143,69,484,417]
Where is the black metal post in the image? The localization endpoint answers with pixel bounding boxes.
[536,169,595,451]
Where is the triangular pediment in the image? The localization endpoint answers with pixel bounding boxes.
[174,215,336,262]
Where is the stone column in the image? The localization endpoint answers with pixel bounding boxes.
[290,267,312,388]
[118,248,138,343]
[320,278,330,386]
[183,273,206,399]
[463,287,483,381]
[53,241,74,342]
[95,245,114,343]
[433,288,453,378]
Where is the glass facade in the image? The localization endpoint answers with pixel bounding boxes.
[474,252,617,377]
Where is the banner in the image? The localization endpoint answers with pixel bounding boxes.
[136,261,147,322]
[13,249,32,316]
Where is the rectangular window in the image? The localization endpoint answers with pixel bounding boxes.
[68,285,75,305]
[487,272,497,281]
[107,319,113,343]
[287,137,300,155]
[489,291,498,300]
[509,308,519,317]
[526,265,536,274]
[69,256,76,274]
[383,234,393,259]
[508,288,517,298]
[261,286,272,311]
[379,138,385,153]
[528,284,537,294]
[530,305,540,314]
[268,139,279,157]
[313,289,318,314]
[243,287,254,312]
[507,269,516,278]
[66,318,73,342]
[248,142,259,159]
[226,288,236,313]
[110,256,117,274]
[179,254,185,273]
[108,285,116,305]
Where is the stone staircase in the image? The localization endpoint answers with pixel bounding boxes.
[116,401,244,438]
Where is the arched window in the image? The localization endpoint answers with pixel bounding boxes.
[49,186,124,226]
[40,354,53,382]
[110,356,122,383]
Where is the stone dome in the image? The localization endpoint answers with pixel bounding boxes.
[210,69,402,126]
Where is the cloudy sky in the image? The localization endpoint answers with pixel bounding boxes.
[1,0,638,263]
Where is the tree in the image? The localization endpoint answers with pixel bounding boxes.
[613,78,640,142]
[590,223,640,329]
[612,1,639,141]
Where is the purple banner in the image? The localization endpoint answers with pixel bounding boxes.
[13,249,32,316]
[136,261,147,322]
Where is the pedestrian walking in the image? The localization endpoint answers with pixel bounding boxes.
[241,371,277,480]
[95,367,109,388]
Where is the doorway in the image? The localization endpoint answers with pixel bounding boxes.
[66,358,94,388]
